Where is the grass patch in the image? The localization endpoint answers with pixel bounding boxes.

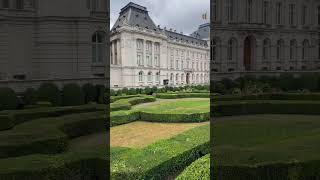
[110,121,208,148]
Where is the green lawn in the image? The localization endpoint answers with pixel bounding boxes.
[212,114,320,166]
[133,98,209,114]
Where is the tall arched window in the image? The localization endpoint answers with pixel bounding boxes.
[263,1,269,24]
[181,74,184,83]
[263,39,270,60]
[138,71,144,82]
[302,40,309,60]
[147,72,152,82]
[92,31,106,63]
[228,38,237,61]
[276,39,284,60]
[290,40,297,60]
[176,74,179,83]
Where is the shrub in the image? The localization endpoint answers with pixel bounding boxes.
[62,84,85,106]
[37,83,61,106]
[95,85,105,104]
[110,89,116,96]
[82,83,97,103]
[0,88,17,110]
[122,88,128,95]
[23,88,37,106]
[176,154,210,180]
[156,92,209,99]
[144,87,152,95]
[110,96,156,111]
[127,88,137,95]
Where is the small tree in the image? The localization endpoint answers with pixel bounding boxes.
[62,83,85,106]
[0,88,17,110]
[37,83,61,106]
[23,88,38,105]
[82,83,97,103]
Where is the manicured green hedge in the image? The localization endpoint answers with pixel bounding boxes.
[110,110,140,127]
[0,146,107,180]
[37,83,62,106]
[110,96,156,111]
[156,92,209,99]
[0,104,105,126]
[0,115,13,131]
[213,100,320,117]
[0,88,17,110]
[213,93,320,102]
[140,112,209,123]
[176,154,210,180]
[0,111,105,158]
[110,95,141,103]
[62,84,85,106]
[111,125,210,179]
[213,160,320,180]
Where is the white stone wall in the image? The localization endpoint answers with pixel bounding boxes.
[110,26,210,88]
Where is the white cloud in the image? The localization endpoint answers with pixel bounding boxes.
[110,0,209,35]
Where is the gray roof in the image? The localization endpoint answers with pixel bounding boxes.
[190,23,210,40]
[112,2,208,47]
[111,2,158,32]
[164,30,208,46]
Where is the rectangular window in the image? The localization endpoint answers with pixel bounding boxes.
[213,0,217,21]
[16,0,23,9]
[289,4,295,25]
[263,1,269,24]
[318,6,320,25]
[2,0,9,8]
[276,2,282,25]
[302,6,307,25]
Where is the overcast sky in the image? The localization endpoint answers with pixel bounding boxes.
[110,0,210,35]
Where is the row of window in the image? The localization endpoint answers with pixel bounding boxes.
[169,48,209,60]
[211,38,320,61]
[137,39,160,53]
[169,73,209,84]
[137,53,160,67]
[212,65,317,73]
[138,71,160,82]
[169,59,209,71]
[213,0,320,26]
[1,0,26,9]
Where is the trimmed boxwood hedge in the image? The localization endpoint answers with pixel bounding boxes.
[62,84,85,106]
[212,100,320,117]
[156,92,209,99]
[213,93,320,102]
[0,104,105,128]
[139,112,209,123]
[176,154,210,180]
[110,96,156,111]
[213,160,320,180]
[111,125,210,180]
[110,95,141,103]
[0,115,13,131]
[0,111,105,158]
[0,87,17,110]
[37,83,62,106]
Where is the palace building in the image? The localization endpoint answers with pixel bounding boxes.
[110,2,210,88]
[211,0,320,80]
[0,0,108,92]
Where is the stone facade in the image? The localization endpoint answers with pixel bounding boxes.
[0,0,108,92]
[211,0,320,80]
[110,2,210,89]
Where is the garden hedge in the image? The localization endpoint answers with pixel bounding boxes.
[212,100,320,117]
[110,95,141,103]
[213,93,320,102]
[176,154,210,180]
[62,84,85,106]
[37,83,62,106]
[0,104,105,127]
[0,111,105,158]
[111,125,210,180]
[110,96,156,111]
[0,87,17,110]
[0,146,107,180]
[213,160,320,180]
[156,92,209,99]
[139,112,209,123]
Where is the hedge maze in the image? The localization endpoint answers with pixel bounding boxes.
[212,93,320,180]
